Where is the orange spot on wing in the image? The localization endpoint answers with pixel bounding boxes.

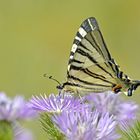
[112,84,122,93]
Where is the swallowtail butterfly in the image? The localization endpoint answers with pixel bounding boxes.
[57,17,140,96]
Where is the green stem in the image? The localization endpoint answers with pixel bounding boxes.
[0,120,13,140]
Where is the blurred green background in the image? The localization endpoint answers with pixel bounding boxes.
[0,0,140,139]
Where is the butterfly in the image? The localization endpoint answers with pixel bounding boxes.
[57,17,140,96]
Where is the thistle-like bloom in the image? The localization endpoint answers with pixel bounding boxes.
[85,91,138,123]
[0,92,35,140]
[53,109,120,140]
[30,93,84,113]
[30,92,138,139]
[0,92,36,121]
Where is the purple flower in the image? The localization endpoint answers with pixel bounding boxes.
[0,92,36,121]
[29,92,139,139]
[0,92,35,140]
[53,109,120,140]
[86,91,138,123]
[30,93,83,113]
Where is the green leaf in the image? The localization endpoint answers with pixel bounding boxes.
[121,121,140,140]
[40,113,65,140]
[0,120,13,140]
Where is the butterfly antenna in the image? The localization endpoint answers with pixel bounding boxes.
[43,74,61,85]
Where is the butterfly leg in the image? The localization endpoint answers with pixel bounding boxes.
[77,92,85,103]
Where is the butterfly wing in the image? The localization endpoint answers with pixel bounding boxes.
[62,17,124,94]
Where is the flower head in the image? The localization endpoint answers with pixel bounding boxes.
[30,93,84,113]
[0,92,36,121]
[85,91,138,123]
[0,92,35,140]
[53,109,120,140]
[30,91,139,140]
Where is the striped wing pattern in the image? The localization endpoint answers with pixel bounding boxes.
[60,17,140,96]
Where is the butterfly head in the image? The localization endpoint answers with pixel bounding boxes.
[56,84,68,94]
[56,84,63,90]
[56,82,76,94]
[126,80,140,96]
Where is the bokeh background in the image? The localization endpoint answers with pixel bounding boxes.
[0,0,140,139]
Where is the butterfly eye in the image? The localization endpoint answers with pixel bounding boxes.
[56,85,63,90]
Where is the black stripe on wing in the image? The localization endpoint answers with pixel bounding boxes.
[67,75,112,87]
[97,29,112,60]
[62,82,107,90]
[82,68,116,85]
[68,65,116,86]
[69,59,84,64]
[85,34,104,57]
[76,48,114,78]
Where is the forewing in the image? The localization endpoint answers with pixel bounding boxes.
[66,17,118,92]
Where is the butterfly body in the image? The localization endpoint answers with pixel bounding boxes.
[58,17,140,96]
